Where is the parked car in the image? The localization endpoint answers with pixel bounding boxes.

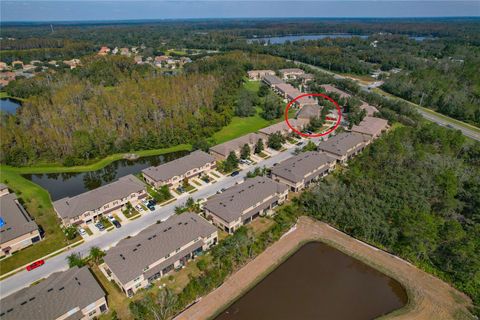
[78,228,87,236]
[296,141,303,146]
[26,260,45,271]
[95,223,105,231]
[147,205,155,211]
[107,214,115,222]
[112,220,121,228]
[176,186,185,193]
[135,204,143,211]
[231,171,240,177]
[148,199,157,206]
[142,199,150,206]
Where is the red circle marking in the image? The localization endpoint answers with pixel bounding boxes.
[284,93,342,138]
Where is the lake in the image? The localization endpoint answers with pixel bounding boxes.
[248,34,432,44]
[23,151,189,201]
[215,242,407,320]
[0,98,22,114]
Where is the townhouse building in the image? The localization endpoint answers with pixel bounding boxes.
[262,74,284,86]
[279,68,305,79]
[142,150,216,188]
[320,84,351,100]
[247,69,275,80]
[53,174,147,226]
[209,133,263,160]
[203,176,288,233]
[271,151,336,192]
[317,132,370,164]
[0,266,108,320]
[258,119,309,140]
[351,116,389,139]
[0,184,42,257]
[102,212,217,296]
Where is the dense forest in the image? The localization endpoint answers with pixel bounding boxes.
[0,52,290,165]
[298,123,480,315]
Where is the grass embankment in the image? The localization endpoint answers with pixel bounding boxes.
[0,169,80,275]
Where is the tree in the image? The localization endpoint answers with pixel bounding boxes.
[183,177,189,189]
[267,132,285,150]
[261,92,283,120]
[235,88,256,117]
[72,130,96,160]
[67,253,85,268]
[64,226,78,240]
[240,143,251,160]
[302,140,318,152]
[226,151,239,171]
[89,246,105,264]
[192,138,210,152]
[254,138,264,154]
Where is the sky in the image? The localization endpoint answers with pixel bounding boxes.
[1,1,479,22]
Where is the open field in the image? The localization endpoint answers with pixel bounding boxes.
[178,217,473,320]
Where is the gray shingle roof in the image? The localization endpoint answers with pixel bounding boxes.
[296,104,322,119]
[210,133,262,158]
[0,193,39,245]
[259,119,309,136]
[271,151,336,183]
[262,74,283,85]
[318,132,369,157]
[103,212,216,284]
[320,84,351,99]
[53,174,145,220]
[279,68,305,75]
[142,150,215,183]
[0,266,105,320]
[204,176,287,223]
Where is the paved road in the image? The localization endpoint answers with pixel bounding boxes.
[294,60,480,142]
[0,141,312,299]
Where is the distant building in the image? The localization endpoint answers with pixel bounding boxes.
[11,61,23,69]
[112,47,119,55]
[63,59,81,69]
[0,266,108,320]
[133,55,143,64]
[247,70,275,80]
[142,150,216,188]
[53,174,147,226]
[271,151,336,192]
[262,74,283,86]
[120,48,130,56]
[204,176,288,233]
[0,62,8,71]
[351,116,389,139]
[279,68,305,79]
[102,212,217,296]
[98,46,110,55]
[317,132,369,164]
[210,133,263,160]
[0,184,42,257]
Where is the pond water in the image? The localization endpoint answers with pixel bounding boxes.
[215,242,408,320]
[23,151,189,201]
[248,34,432,44]
[0,98,22,114]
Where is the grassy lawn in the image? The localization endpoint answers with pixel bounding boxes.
[84,226,93,236]
[248,217,275,236]
[0,168,80,275]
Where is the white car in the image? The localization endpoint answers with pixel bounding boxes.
[107,214,115,222]
[78,228,87,236]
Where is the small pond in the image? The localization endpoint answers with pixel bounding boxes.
[23,151,189,201]
[0,98,22,114]
[215,241,407,320]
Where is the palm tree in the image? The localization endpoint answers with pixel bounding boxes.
[89,246,105,264]
[67,253,85,268]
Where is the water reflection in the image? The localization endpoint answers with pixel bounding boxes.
[23,151,189,201]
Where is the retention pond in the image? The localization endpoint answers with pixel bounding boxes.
[215,241,407,320]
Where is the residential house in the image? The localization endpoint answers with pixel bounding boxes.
[209,133,263,160]
[63,59,81,69]
[271,152,336,192]
[0,184,42,257]
[53,174,147,226]
[11,61,23,69]
[296,104,322,120]
[154,55,169,67]
[0,62,8,71]
[142,150,216,188]
[297,73,315,83]
[247,70,275,80]
[120,48,130,56]
[351,116,389,139]
[102,212,217,296]
[0,266,108,320]
[359,102,379,116]
[98,46,110,55]
[317,132,369,164]
[279,68,305,79]
[134,55,143,64]
[112,47,119,55]
[203,176,288,233]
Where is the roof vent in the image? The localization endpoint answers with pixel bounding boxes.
[47,288,53,292]
[59,287,64,291]
[20,301,27,306]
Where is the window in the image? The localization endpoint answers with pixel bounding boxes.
[134,276,141,282]
[100,304,107,313]
[88,310,96,316]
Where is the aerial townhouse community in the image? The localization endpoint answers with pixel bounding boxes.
[0,266,108,320]
[0,66,392,318]
[0,184,42,257]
